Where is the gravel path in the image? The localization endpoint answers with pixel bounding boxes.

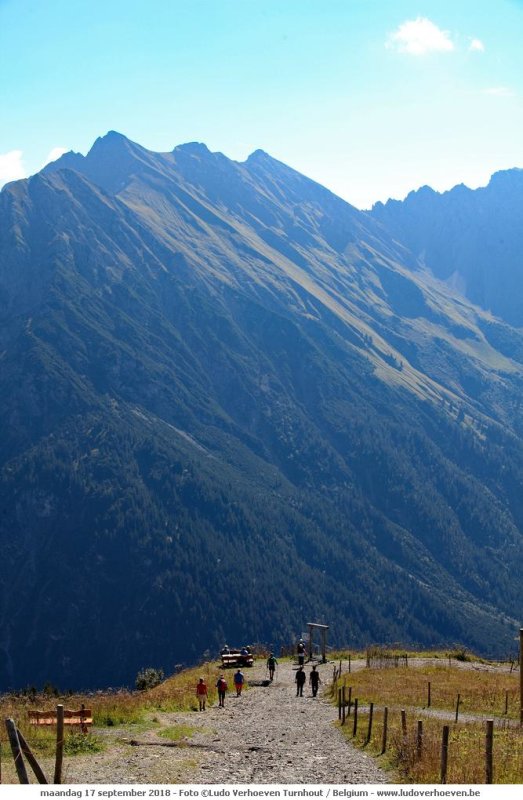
[63,660,389,784]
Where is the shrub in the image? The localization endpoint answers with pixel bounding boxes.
[64,731,104,755]
[135,667,165,691]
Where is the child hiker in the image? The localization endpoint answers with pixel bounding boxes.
[196,677,208,711]
[234,668,245,696]
[216,675,228,707]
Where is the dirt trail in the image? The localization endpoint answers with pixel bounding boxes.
[63,659,389,784]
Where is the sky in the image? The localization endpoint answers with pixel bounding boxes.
[1,0,523,208]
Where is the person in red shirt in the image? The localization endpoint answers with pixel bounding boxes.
[196,677,208,711]
[216,675,228,707]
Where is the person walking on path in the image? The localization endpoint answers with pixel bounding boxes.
[234,668,245,696]
[196,677,208,711]
[297,639,306,667]
[309,665,321,697]
[216,675,228,707]
[295,666,306,697]
[266,653,278,681]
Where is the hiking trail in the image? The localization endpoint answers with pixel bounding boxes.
[64,659,389,784]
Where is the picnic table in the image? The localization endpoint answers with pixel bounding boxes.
[221,650,254,668]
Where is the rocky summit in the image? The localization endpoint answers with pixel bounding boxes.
[1,132,522,689]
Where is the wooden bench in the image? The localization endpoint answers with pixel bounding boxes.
[221,652,254,668]
[28,708,93,733]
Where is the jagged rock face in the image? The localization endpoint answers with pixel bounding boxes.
[1,133,522,689]
[371,169,523,327]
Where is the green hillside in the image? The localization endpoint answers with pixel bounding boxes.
[0,134,522,688]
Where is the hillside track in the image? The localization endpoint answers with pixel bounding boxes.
[64,659,389,784]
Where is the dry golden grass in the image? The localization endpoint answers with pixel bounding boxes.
[338,707,522,784]
[335,663,520,718]
[332,656,522,784]
[0,659,224,759]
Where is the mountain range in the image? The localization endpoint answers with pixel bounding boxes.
[1,132,522,689]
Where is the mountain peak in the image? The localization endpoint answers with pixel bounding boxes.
[246,148,271,162]
[41,149,86,176]
[88,130,135,156]
[487,167,523,190]
[173,142,211,157]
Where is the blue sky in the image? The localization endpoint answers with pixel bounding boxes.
[1,0,522,208]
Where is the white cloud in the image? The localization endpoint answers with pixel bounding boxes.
[469,38,485,53]
[387,17,454,56]
[0,149,26,186]
[483,86,515,97]
[42,146,68,167]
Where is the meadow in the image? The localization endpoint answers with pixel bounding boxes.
[330,649,522,784]
[0,649,521,785]
[0,661,218,767]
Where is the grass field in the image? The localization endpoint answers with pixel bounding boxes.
[331,650,522,784]
[1,649,520,784]
[0,661,220,766]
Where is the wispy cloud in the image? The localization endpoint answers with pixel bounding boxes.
[42,146,68,167]
[469,38,485,53]
[483,86,515,97]
[0,149,26,187]
[386,17,454,56]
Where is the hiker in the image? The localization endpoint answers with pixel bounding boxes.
[295,666,306,697]
[240,646,249,656]
[234,668,245,696]
[216,675,228,707]
[266,652,278,681]
[309,665,321,697]
[196,677,208,711]
[220,644,230,655]
[297,638,306,666]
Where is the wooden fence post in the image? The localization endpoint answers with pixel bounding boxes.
[347,686,352,717]
[5,719,29,785]
[54,704,65,784]
[365,702,374,745]
[440,725,449,784]
[341,685,346,725]
[455,693,461,723]
[338,688,342,720]
[17,729,48,784]
[520,629,523,727]
[485,720,494,784]
[352,698,358,737]
[416,720,423,760]
[381,707,388,754]
[401,709,407,738]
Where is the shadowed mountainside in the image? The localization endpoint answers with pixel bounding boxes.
[372,169,523,328]
[0,133,522,688]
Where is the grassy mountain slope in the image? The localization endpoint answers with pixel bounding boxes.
[0,134,522,688]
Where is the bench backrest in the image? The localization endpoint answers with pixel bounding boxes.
[28,709,93,725]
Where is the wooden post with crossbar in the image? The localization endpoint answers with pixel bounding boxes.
[17,729,48,784]
[5,719,29,784]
